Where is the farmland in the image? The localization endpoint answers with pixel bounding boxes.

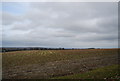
[2,49,119,79]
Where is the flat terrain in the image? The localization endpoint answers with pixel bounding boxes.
[2,49,119,79]
[53,64,119,79]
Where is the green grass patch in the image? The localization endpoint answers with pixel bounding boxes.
[52,64,120,79]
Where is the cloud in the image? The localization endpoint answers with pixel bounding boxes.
[2,2,118,48]
[2,12,23,25]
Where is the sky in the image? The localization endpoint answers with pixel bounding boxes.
[1,2,118,48]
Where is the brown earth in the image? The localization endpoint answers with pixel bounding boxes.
[3,52,118,79]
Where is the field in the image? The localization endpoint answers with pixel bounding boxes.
[2,49,119,79]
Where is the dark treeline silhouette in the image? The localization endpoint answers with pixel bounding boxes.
[88,48,95,49]
[1,47,65,52]
[1,47,97,52]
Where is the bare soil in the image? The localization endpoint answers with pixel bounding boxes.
[3,54,118,79]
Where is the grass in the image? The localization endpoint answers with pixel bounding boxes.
[2,49,119,79]
[2,49,118,68]
[52,64,120,79]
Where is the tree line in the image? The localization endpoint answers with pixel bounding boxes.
[1,47,96,52]
[1,47,65,52]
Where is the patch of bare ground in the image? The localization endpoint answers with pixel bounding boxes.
[3,54,118,79]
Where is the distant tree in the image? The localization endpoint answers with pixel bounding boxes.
[88,48,95,49]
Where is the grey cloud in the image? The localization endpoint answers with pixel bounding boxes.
[2,12,23,25]
[74,33,118,42]
[2,2,118,48]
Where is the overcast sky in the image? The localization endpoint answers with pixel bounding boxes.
[1,2,118,48]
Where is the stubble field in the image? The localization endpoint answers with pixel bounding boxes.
[2,49,119,79]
